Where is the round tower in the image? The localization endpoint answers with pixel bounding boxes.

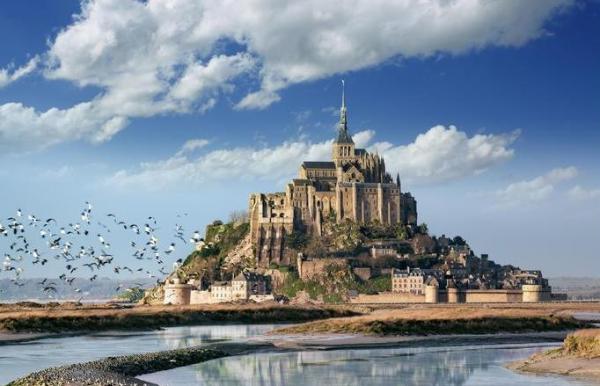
[163,279,193,305]
[522,284,543,303]
[425,284,439,304]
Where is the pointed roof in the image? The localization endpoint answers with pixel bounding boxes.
[335,80,354,144]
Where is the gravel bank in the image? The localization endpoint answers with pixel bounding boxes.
[7,346,228,386]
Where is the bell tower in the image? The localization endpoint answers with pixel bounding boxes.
[332,80,355,167]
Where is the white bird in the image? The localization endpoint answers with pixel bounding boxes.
[165,243,175,254]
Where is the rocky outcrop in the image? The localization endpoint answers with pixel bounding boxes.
[222,233,254,271]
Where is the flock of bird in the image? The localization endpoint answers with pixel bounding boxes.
[0,202,204,297]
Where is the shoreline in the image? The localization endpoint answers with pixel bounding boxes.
[507,328,600,382]
[508,352,600,382]
[8,330,573,386]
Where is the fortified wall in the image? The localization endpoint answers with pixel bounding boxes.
[350,284,553,304]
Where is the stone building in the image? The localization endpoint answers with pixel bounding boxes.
[249,85,418,266]
[391,267,442,295]
[164,272,271,305]
[208,271,269,302]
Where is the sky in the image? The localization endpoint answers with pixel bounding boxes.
[0,0,599,280]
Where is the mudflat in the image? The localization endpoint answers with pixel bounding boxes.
[508,328,600,381]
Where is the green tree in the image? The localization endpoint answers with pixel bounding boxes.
[285,231,309,250]
[395,225,409,240]
[117,287,145,303]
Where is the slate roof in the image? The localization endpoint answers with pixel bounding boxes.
[301,161,336,169]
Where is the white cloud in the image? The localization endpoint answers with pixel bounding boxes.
[175,139,210,156]
[496,167,578,205]
[0,0,573,149]
[372,126,519,183]
[108,125,516,190]
[568,185,600,201]
[0,57,38,88]
[0,102,129,150]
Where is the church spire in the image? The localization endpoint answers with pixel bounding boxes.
[336,80,353,144]
[342,79,346,109]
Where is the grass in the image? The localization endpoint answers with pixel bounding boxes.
[271,306,594,336]
[563,329,600,358]
[0,303,359,333]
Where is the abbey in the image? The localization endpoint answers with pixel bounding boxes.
[249,86,417,266]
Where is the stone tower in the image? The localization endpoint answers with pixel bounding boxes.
[332,80,355,167]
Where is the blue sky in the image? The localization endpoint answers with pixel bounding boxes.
[0,0,599,280]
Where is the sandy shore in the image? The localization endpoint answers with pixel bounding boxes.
[507,328,600,382]
[508,352,600,381]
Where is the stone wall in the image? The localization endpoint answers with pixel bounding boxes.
[349,288,552,304]
[464,289,523,303]
[350,292,425,304]
[352,267,372,281]
[190,290,217,304]
[298,258,347,280]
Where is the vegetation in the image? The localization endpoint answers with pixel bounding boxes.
[116,287,145,303]
[274,315,586,336]
[180,220,250,284]
[0,304,359,333]
[563,329,600,358]
[279,268,352,303]
[279,265,391,303]
[284,230,309,250]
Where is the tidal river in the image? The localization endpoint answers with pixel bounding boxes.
[1,319,598,386]
[139,343,596,386]
[0,324,278,384]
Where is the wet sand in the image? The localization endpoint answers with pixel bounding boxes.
[509,353,600,382]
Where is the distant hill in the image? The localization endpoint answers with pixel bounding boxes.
[0,277,156,302]
[548,277,600,300]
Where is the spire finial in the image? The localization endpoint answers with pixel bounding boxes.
[341,79,345,108]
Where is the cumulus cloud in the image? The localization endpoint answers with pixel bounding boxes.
[1,0,573,149]
[371,126,519,183]
[0,57,38,88]
[496,167,579,205]
[108,125,516,190]
[568,185,600,201]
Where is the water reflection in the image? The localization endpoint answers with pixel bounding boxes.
[156,325,278,350]
[142,344,595,386]
[0,324,279,384]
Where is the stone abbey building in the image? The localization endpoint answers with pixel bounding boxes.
[249,87,418,266]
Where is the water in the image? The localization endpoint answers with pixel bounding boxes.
[2,316,600,386]
[139,343,596,386]
[0,324,279,384]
